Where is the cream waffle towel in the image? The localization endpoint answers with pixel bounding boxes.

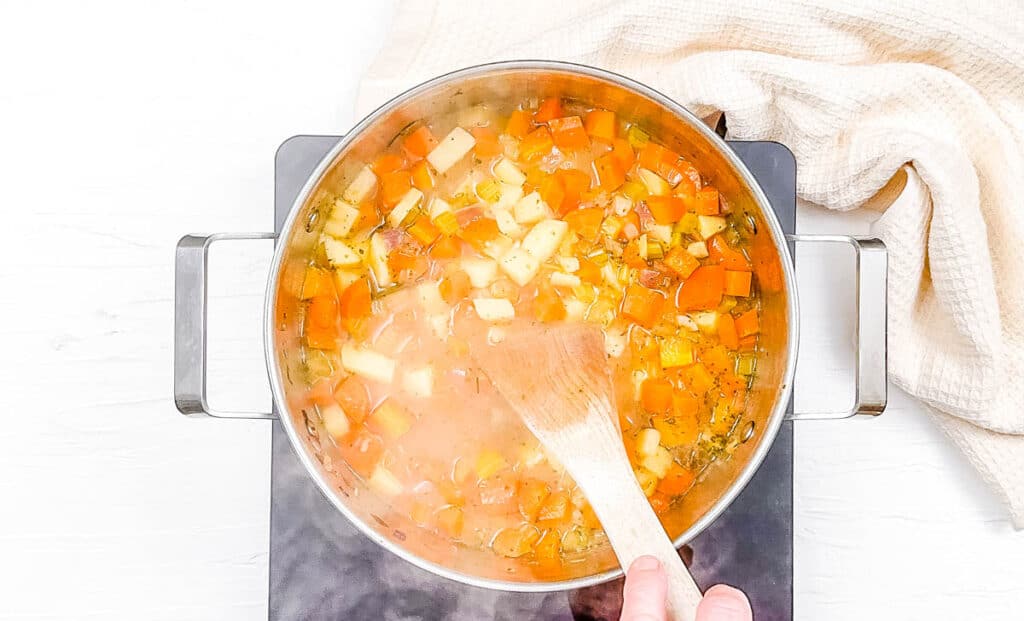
[356,0,1024,526]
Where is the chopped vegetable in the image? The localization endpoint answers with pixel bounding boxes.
[403,126,438,159]
[506,109,533,138]
[522,219,569,263]
[498,247,541,286]
[697,214,728,239]
[513,191,552,225]
[583,109,616,142]
[341,343,396,384]
[548,116,590,150]
[563,207,604,241]
[676,265,725,311]
[594,153,626,191]
[645,196,686,224]
[472,297,515,322]
[343,165,377,203]
[660,337,694,368]
[519,127,554,161]
[735,309,759,337]
[368,398,413,439]
[323,200,361,239]
[724,270,752,297]
[621,284,665,328]
[427,127,476,174]
[494,158,527,185]
[533,97,563,123]
[664,246,700,278]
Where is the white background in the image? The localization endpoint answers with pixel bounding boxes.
[2,1,1023,619]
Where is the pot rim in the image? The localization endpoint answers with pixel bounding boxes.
[263,59,800,592]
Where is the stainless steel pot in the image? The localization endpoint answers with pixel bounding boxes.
[174,61,888,591]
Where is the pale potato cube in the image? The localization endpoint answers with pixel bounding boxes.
[486,326,506,344]
[368,232,392,287]
[342,165,377,203]
[333,269,361,293]
[564,299,588,321]
[341,343,396,384]
[494,183,525,211]
[646,222,673,244]
[368,465,404,497]
[480,235,514,260]
[691,311,719,333]
[686,240,709,258]
[522,219,569,263]
[493,158,527,185]
[638,168,670,196]
[323,199,361,238]
[641,445,673,478]
[497,247,540,286]
[697,215,728,239]
[462,258,499,288]
[492,209,524,239]
[428,314,450,341]
[604,330,628,358]
[676,314,699,331]
[636,428,662,459]
[472,298,515,322]
[416,282,447,313]
[387,188,424,227]
[550,272,581,288]
[612,194,633,217]
[427,127,475,174]
[320,403,350,442]
[634,467,659,497]
[402,366,434,398]
[513,191,551,225]
[322,235,361,267]
[428,197,453,219]
[558,256,580,273]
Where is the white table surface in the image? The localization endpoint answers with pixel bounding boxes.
[2,2,1022,619]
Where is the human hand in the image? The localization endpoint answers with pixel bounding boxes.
[620,556,753,621]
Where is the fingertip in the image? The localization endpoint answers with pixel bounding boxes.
[620,556,668,621]
[696,584,752,621]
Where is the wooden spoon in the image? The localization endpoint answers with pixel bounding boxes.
[472,323,703,620]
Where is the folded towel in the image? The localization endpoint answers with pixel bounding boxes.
[356,0,1024,526]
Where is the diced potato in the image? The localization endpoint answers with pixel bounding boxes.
[561,525,591,554]
[636,428,662,458]
[612,194,633,217]
[368,232,392,287]
[416,281,447,314]
[564,299,588,321]
[550,272,581,288]
[491,524,541,558]
[493,158,527,185]
[492,208,524,239]
[494,183,525,211]
[634,467,659,497]
[323,199,361,238]
[638,168,670,196]
[322,235,361,267]
[686,240,709,258]
[481,235,514,260]
[428,197,453,219]
[604,330,628,358]
[475,449,508,479]
[676,314,699,331]
[513,191,552,225]
[601,263,623,291]
[341,343,396,384]
[368,465,404,497]
[472,298,515,322]
[386,187,424,227]
[697,215,728,239]
[402,366,434,398]
[641,445,673,478]
[462,258,499,288]
[320,403,350,442]
[522,219,569,263]
[369,399,413,439]
[558,256,580,273]
[498,247,540,286]
[692,311,719,333]
[428,314,449,341]
[427,127,475,174]
[333,269,361,294]
[342,165,377,203]
[660,338,694,368]
[646,222,673,244]
[486,326,506,344]
[457,103,495,128]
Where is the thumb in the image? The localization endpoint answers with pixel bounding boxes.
[695,584,752,621]
[620,556,667,621]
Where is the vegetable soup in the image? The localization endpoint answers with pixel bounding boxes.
[297,96,760,567]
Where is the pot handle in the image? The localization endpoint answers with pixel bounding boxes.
[785,235,888,420]
[174,233,278,419]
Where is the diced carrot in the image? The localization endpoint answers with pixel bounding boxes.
[534,97,563,123]
[690,187,719,215]
[403,126,438,159]
[339,277,372,333]
[707,236,752,271]
[686,363,715,395]
[537,491,571,522]
[594,152,626,191]
[308,294,338,329]
[380,170,412,208]
[538,174,566,214]
[506,109,534,139]
[701,345,732,375]
[439,271,471,305]
[663,246,700,278]
[675,265,725,311]
[357,201,381,230]
[492,524,541,558]
[640,378,674,413]
[408,216,440,246]
[649,491,671,514]
[548,116,590,150]
[717,313,739,349]
[436,505,464,538]
[534,283,566,322]
[410,160,434,191]
[305,327,337,350]
[724,270,752,297]
[621,238,647,268]
[372,153,406,175]
[735,309,759,337]
[534,529,561,566]
[657,464,695,496]
[738,335,758,351]
[554,168,591,215]
[301,267,336,300]
[576,258,602,284]
[584,109,616,142]
[429,234,461,259]
[333,376,370,424]
[459,217,503,252]
[645,196,686,224]
[519,127,555,161]
[611,138,635,170]
[387,249,424,277]
[621,284,666,328]
[638,143,684,186]
[471,126,503,158]
[563,207,604,241]
[339,430,383,477]
[518,479,551,521]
